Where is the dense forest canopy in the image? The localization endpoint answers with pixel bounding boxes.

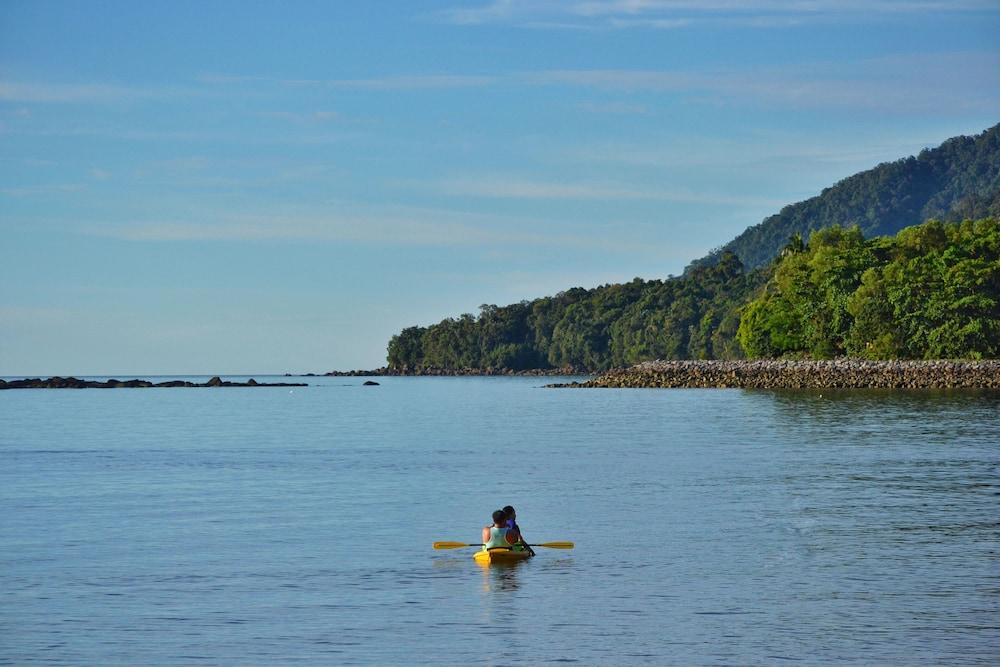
[389,218,1000,371]
[386,124,1000,371]
[688,123,1000,272]
[388,252,765,372]
[388,218,1000,370]
[738,218,1000,360]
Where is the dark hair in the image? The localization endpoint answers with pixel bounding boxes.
[492,509,507,524]
[502,505,515,516]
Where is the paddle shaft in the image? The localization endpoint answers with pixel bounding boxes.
[433,541,573,550]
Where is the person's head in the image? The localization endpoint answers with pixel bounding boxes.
[492,509,507,526]
[502,505,516,520]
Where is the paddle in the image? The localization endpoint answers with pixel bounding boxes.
[433,541,574,550]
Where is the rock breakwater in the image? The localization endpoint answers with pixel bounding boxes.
[0,376,308,390]
[324,366,587,377]
[548,360,1000,389]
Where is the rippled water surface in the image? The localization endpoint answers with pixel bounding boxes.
[2,377,998,665]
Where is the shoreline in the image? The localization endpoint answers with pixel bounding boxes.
[546,360,1000,389]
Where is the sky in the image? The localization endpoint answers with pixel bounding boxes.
[1,1,999,375]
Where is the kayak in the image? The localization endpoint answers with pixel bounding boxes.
[473,548,533,565]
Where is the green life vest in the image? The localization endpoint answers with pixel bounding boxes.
[483,526,512,550]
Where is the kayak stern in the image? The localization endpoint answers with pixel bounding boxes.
[473,548,534,565]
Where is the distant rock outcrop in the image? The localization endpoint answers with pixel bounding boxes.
[0,376,308,390]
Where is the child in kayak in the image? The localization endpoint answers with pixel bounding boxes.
[503,505,535,556]
[482,509,520,551]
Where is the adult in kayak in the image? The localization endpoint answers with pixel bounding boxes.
[482,509,520,551]
[503,505,535,556]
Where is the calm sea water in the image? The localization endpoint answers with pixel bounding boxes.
[2,376,998,665]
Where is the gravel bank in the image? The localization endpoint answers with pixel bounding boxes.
[548,359,1000,389]
[324,366,587,377]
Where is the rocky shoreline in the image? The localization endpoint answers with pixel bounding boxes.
[547,360,1000,389]
[0,376,308,390]
[320,366,588,377]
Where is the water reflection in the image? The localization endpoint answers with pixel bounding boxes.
[766,388,1000,418]
[431,557,466,571]
[758,388,1000,447]
[479,561,524,593]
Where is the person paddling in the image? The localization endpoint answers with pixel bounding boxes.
[482,509,520,552]
[503,505,535,556]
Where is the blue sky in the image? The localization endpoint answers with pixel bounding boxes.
[2,1,998,374]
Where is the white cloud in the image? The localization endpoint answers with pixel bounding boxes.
[200,72,496,91]
[0,183,84,197]
[559,134,939,170]
[0,80,195,104]
[436,175,786,206]
[258,110,340,123]
[81,204,676,254]
[523,68,696,90]
[437,0,1000,29]
[576,100,650,114]
[521,51,1000,111]
[439,0,520,24]
[15,48,991,118]
[606,17,693,28]
[326,74,496,90]
[0,306,77,326]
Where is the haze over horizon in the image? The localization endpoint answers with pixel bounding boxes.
[2,2,999,375]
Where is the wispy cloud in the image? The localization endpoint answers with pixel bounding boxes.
[0,306,77,327]
[522,51,1000,111]
[438,0,1000,29]
[606,17,693,29]
[257,110,340,123]
[524,69,695,90]
[440,0,520,25]
[199,72,495,91]
[197,50,999,111]
[326,74,496,90]
[0,80,195,104]
[82,204,670,254]
[559,134,942,170]
[19,46,989,117]
[436,175,785,206]
[576,101,650,114]
[0,183,84,197]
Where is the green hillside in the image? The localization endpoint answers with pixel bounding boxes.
[388,253,764,372]
[387,218,1000,370]
[688,123,1000,272]
[738,218,1000,360]
[386,123,1000,371]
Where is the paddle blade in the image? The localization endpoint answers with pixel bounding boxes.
[433,541,476,550]
[534,541,574,549]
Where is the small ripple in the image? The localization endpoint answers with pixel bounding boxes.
[693,610,763,616]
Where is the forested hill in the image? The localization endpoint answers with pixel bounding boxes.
[388,252,765,372]
[384,123,1000,373]
[687,123,1000,272]
[386,218,1000,372]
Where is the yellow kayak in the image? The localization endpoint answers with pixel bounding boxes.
[473,548,534,565]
